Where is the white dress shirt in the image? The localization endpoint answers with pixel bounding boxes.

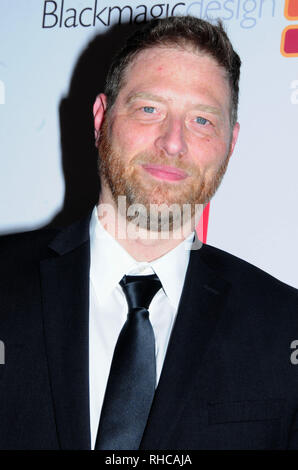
[89,205,195,449]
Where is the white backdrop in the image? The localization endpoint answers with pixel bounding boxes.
[0,0,297,288]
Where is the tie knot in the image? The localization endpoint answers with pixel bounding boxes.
[119,273,162,310]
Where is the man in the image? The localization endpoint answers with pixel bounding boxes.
[1,16,298,450]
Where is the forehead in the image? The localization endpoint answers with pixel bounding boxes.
[117,45,230,109]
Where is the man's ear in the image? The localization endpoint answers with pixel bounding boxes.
[93,93,107,146]
[229,122,240,157]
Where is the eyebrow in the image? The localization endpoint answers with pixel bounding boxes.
[125,91,221,116]
[191,104,221,116]
[125,92,168,105]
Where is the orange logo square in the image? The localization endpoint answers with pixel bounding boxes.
[284,0,298,20]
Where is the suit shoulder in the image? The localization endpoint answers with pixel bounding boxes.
[200,243,298,299]
[0,227,59,261]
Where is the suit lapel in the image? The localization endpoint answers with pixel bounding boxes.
[140,238,231,449]
[40,213,92,450]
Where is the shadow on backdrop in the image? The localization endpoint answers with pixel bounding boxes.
[46,22,140,229]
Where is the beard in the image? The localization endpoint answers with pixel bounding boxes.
[97,117,231,233]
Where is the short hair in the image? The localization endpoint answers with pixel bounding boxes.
[104,16,241,127]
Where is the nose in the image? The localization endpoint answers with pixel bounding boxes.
[155,117,187,157]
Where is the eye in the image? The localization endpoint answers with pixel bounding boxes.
[143,106,156,114]
[195,116,209,125]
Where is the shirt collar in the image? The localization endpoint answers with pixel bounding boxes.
[89,205,194,309]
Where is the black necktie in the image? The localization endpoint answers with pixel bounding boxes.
[95,273,162,450]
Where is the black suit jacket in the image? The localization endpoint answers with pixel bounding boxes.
[1,210,298,450]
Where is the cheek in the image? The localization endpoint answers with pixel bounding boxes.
[112,118,158,153]
[190,137,229,169]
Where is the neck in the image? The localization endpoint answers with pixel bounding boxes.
[97,188,202,262]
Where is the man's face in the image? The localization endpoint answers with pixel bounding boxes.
[96,46,239,231]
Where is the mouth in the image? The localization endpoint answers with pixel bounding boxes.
[141,164,189,181]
